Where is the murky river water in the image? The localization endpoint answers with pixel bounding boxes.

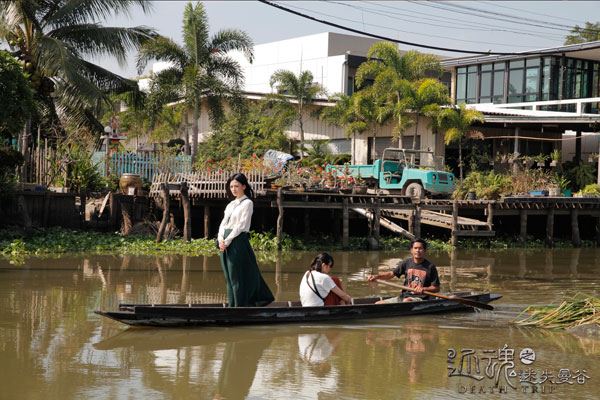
[0,249,598,399]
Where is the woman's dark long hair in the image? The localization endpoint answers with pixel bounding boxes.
[226,173,254,199]
[309,252,334,272]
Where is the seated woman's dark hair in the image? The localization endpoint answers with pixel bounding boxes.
[226,172,254,198]
[309,252,334,272]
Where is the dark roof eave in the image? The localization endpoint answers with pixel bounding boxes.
[441,40,600,67]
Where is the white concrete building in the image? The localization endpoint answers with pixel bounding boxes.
[189,32,443,163]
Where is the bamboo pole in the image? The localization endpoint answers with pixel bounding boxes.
[571,208,581,247]
[519,209,527,243]
[342,198,349,249]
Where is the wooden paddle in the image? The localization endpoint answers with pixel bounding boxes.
[375,279,494,311]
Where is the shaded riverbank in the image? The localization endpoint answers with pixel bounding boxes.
[2,227,599,265]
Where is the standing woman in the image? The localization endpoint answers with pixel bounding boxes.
[218,173,274,307]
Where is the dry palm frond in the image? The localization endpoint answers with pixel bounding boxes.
[514,295,600,330]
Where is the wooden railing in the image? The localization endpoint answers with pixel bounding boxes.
[150,170,267,198]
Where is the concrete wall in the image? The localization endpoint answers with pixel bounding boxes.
[231,32,379,95]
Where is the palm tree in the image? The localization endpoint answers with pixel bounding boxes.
[403,78,450,149]
[320,89,382,163]
[136,1,253,160]
[0,0,156,132]
[438,104,484,180]
[356,42,442,149]
[269,70,325,159]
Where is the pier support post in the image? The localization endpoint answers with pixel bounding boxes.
[545,208,554,248]
[596,216,600,246]
[373,198,381,245]
[180,182,191,242]
[276,188,284,250]
[519,209,527,243]
[571,208,581,247]
[203,205,210,239]
[303,209,311,240]
[451,200,458,247]
[414,204,421,239]
[156,183,170,243]
[342,198,349,249]
[486,202,494,230]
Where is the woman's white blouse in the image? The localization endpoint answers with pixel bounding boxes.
[218,196,253,246]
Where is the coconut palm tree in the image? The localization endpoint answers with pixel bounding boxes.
[0,0,156,132]
[320,89,382,163]
[355,42,443,149]
[136,1,253,160]
[269,70,325,159]
[402,78,450,149]
[438,104,485,180]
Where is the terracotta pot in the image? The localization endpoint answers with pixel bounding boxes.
[119,173,142,195]
[353,185,368,194]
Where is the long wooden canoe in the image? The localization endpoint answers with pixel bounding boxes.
[95,292,501,328]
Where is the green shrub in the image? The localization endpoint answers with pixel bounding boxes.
[453,171,512,200]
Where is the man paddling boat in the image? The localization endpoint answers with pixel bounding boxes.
[367,239,440,303]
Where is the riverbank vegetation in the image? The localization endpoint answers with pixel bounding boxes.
[2,228,598,265]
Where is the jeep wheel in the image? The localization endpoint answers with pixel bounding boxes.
[405,182,424,199]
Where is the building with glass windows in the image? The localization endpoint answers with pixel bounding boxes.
[441,41,600,163]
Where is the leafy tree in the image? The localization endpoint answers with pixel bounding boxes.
[356,42,443,148]
[196,102,291,163]
[0,50,33,140]
[564,22,600,44]
[0,0,155,132]
[269,70,326,159]
[320,89,382,162]
[438,104,484,180]
[137,1,253,160]
[401,78,450,149]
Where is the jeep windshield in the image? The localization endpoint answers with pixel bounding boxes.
[382,149,445,170]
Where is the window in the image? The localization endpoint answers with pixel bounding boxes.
[508,61,524,103]
[456,67,467,104]
[467,66,477,103]
[480,63,493,103]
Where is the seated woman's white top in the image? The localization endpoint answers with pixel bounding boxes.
[218,195,253,246]
[299,270,337,307]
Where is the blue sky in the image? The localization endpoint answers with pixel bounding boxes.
[96,1,600,78]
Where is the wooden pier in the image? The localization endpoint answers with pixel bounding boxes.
[148,174,600,248]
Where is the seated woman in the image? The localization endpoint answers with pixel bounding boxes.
[299,253,352,307]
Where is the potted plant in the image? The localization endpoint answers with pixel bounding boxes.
[553,174,571,197]
[522,155,534,168]
[271,176,288,189]
[588,153,598,163]
[533,153,549,167]
[353,173,368,194]
[550,149,560,167]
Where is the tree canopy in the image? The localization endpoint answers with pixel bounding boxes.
[136,1,253,159]
[0,50,33,140]
[564,22,600,44]
[0,0,156,133]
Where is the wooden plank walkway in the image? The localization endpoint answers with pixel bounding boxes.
[383,209,492,232]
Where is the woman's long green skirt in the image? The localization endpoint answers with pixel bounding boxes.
[220,231,274,307]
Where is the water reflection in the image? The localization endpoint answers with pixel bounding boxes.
[1,249,600,399]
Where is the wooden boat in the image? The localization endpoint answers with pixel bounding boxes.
[95,292,501,328]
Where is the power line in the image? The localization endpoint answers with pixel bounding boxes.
[335,1,565,41]
[286,2,534,48]
[258,0,538,55]
[481,1,587,25]
[360,1,566,40]
[409,1,593,34]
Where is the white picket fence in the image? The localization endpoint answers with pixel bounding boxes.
[150,170,267,199]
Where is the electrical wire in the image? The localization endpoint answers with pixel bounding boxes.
[258,0,543,55]
[481,1,588,25]
[358,1,566,40]
[283,2,534,48]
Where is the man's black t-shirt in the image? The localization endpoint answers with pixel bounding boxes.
[392,258,440,290]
